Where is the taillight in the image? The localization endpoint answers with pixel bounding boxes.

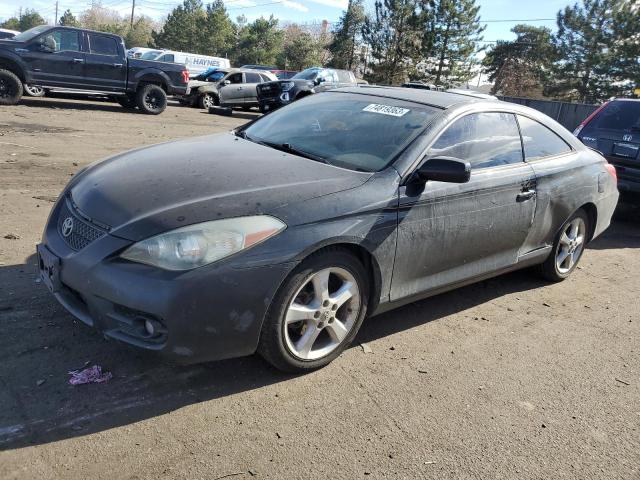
[573,101,609,136]
[605,163,617,182]
[181,70,189,84]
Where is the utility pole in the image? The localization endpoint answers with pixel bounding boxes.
[130,0,135,29]
[54,0,58,25]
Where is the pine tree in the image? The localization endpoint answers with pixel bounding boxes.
[483,25,556,97]
[151,0,208,54]
[421,0,484,87]
[232,16,284,66]
[279,26,321,70]
[202,1,236,57]
[1,9,46,31]
[362,0,422,84]
[328,0,365,70]
[58,9,79,27]
[548,0,619,103]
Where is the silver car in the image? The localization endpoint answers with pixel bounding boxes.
[181,68,278,110]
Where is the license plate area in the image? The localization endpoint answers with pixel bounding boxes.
[612,142,639,159]
[37,244,61,293]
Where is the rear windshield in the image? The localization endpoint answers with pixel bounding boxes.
[591,101,640,131]
[242,92,440,172]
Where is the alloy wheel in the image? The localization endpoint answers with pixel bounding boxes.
[556,217,586,274]
[284,267,361,361]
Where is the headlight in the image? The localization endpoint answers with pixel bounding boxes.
[281,81,295,91]
[120,216,286,271]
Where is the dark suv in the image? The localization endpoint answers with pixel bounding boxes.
[574,99,640,201]
[256,67,358,113]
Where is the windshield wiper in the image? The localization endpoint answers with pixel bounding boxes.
[243,135,332,165]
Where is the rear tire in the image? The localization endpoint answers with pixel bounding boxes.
[0,69,23,105]
[537,209,589,282]
[23,84,45,97]
[258,248,369,373]
[136,84,167,115]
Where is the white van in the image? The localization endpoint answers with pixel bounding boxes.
[152,50,231,77]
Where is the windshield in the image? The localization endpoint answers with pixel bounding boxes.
[242,92,440,172]
[12,25,50,42]
[140,50,163,60]
[292,68,322,80]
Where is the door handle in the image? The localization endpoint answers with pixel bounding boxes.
[112,63,123,67]
[72,58,84,63]
[517,190,536,202]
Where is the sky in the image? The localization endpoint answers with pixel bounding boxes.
[1,0,569,41]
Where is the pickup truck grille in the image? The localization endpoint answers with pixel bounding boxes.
[57,199,107,251]
[257,83,281,100]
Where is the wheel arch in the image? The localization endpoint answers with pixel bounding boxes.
[292,241,384,314]
[0,57,26,82]
[135,71,169,92]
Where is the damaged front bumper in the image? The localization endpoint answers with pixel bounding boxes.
[38,204,295,364]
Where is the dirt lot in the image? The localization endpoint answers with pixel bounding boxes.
[0,96,639,479]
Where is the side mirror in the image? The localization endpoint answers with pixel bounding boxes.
[221,79,231,86]
[38,42,53,53]
[411,157,471,184]
[314,77,325,86]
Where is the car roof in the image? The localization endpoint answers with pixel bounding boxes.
[333,86,489,109]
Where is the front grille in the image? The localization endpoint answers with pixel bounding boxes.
[258,84,280,99]
[57,199,107,251]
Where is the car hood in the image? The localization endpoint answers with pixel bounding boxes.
[69,133,370,241]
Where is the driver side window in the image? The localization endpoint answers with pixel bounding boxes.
[38,30,80,52]
[430,112,523,169]
[227,73,243,84]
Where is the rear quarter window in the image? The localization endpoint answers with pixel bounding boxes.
[518,115,572,160]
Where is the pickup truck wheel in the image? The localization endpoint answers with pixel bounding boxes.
[0,69,23,105]
[117,95,137,109]
[136,84,167,115]
[198,93,218,110]
[23,84,45,97]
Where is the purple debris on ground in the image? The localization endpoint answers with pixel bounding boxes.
[68,365,113,385]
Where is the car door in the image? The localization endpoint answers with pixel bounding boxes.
[242,72,263,104]
[22,28,85,88]
[391,111,538,300]
[218,72,244,105]
[83,32,126,91]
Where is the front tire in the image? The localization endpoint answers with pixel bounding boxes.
[258,249,369,372]
[0,69,23,105]
[136,84,167,115]
[198,92,218,110]
[537,209,589,282]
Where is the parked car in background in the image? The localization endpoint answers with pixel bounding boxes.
[36,87,618,372]
[0,26,189,114]
[256,67,359,112]
[574,98,640,202]
[128,47,163,58]
[240,65,298,79]
[0,28,19,39]
[152,50,230,77]
[178,67,277,109]
[138,49,164,60]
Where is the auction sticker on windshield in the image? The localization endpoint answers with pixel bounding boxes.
[363,104,410,117]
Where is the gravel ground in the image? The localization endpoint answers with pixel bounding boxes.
[0,96,639,480]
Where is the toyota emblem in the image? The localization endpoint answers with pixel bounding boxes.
[61,217,74,237]
[623,134,633,142]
